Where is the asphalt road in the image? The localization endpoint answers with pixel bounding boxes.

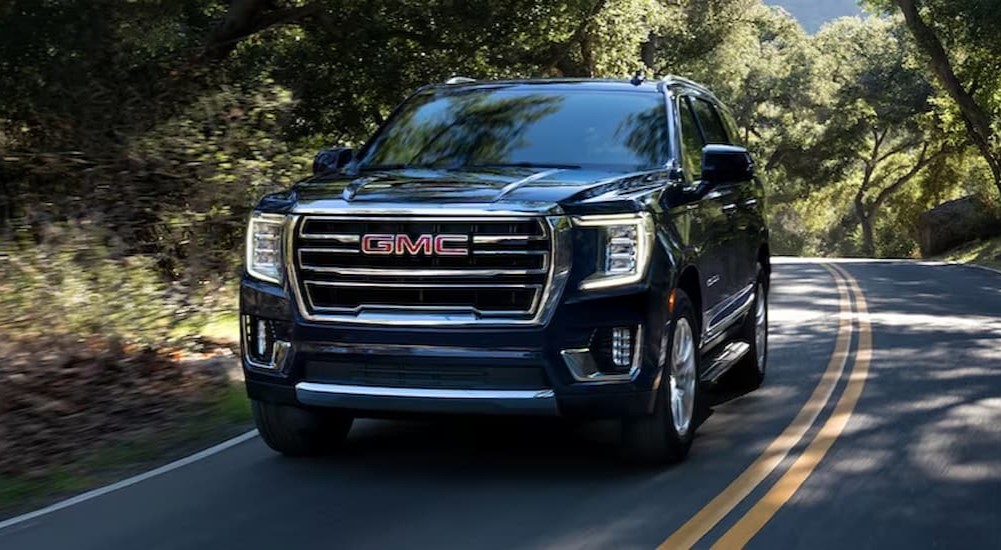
[2,260,1000,549]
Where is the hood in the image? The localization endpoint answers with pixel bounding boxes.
[287,167,668,215]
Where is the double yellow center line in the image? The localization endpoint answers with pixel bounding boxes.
[661,263,873,549]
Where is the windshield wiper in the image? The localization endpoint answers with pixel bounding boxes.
[357,164,412,171]
[461,162,582,170]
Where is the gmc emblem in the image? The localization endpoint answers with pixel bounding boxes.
[360,234,470,256]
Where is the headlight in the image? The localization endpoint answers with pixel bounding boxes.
[575,213,654,290]
[246,213,287,284]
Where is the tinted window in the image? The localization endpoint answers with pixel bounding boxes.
[691,98,729,144]
[679,98,705,180]
[720,108,744,146]
[358,89,668,172]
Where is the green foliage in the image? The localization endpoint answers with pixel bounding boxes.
[865,0,1001,198]
[2,0,1001,351]
[1,225,207,346]
[938,233,1001,270]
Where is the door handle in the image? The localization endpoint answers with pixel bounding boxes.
[684,203,700,212]
[743,199,759,208]
[722,204,738,215]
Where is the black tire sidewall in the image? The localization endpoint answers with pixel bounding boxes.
[660,289,700,448]
[746,267,768,376]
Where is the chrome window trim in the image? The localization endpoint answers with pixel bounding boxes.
[285,213,571,326]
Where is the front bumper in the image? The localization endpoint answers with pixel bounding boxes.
[240,274,670,419]
[296,383,559,415]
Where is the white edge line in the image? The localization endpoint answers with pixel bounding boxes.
[772,256,1001,277]
[0,429,259,532]
[946,260,1001,278]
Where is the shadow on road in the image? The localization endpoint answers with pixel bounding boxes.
[264,262,844,481]
[751,260,1001,548]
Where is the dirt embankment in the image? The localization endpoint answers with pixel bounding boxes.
[0,337,239,477]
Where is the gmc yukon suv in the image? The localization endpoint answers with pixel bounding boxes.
[241,76,770,464]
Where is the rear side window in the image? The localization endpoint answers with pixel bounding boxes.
[679,98,705,180]
[691,98,729,145]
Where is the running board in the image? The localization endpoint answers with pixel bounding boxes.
[700,341,750,384]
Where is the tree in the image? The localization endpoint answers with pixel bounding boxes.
[813,18,945,256]
[868,0,1001,198]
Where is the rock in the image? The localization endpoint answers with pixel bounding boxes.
[918,195,1001,257]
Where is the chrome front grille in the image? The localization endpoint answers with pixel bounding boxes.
[290,216,558,324]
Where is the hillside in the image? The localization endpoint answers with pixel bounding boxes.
[768,0,865,32]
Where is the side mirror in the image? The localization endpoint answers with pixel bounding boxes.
[312,147,355,175]
[701,145,754,185]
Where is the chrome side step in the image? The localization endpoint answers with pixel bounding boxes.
[700,341,751,384]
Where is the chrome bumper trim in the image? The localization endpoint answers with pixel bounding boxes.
[296,382,554,400]
[295,382,559,415]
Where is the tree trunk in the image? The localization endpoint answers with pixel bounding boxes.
[854,182,876,257]
[640,33,656,71]
[893,0,1001,198]
[545,0,608,75]
[859,209,876,257]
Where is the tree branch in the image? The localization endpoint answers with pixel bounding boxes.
[893,0,1001,192]
[205,0,328,60]
[870,143,947,214]
[877,139,923,164]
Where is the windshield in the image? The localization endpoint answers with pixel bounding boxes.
[356,87,669,172]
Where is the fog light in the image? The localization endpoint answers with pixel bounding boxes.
[256,319,269,358]
[612,327,632,367]
[561,325,643,382]
[244,315,288,371]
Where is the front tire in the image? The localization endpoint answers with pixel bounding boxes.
[252,400,353,456]
[621,289,701,465]
[731,267,768,390]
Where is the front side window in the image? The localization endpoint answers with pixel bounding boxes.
[358,88,669,172]
[679,98,705,180]
[691,98,729,145]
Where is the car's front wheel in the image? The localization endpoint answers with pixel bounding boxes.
[620,289,701,465]
[252,400,353,456]
[731,266,768,390]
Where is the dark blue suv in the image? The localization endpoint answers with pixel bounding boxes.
[241,77,770,464]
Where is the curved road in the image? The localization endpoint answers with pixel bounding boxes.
[2,260,1000,549]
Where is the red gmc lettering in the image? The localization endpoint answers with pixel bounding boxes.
[360,234,469,256]
[395,234,433,255]
[433,235,469,256]
[360,234,394,255]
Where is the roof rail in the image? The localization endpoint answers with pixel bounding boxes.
[445,77,477,85]
[660,74,715,97]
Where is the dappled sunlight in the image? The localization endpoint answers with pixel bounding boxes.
[913,398,1001,483]
[869,311,1001,332]
[767,261,1001,543]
